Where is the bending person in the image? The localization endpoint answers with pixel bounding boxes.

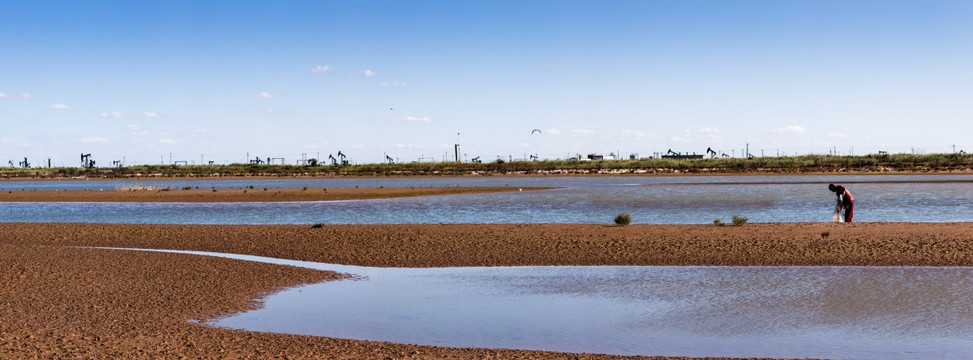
[828,184,854,222]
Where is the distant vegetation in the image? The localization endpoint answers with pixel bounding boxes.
[1,153,971,179]
[732,215,749,226]
[614,213,632,226]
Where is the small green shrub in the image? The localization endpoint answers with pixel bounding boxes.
[614,213,631,226]
[714,219,725,226]
[732,215,748,226]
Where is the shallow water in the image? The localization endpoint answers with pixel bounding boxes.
[220,266,973,359]
[2,175,973,224]
[130,249,973,359]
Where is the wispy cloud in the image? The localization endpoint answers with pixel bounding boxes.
[394,116,431,123]
[0,92,34,99]
[571,129,594,136]
[125,124,150,136]
[310,65,333,74]
[828,132,848,138]
[48,104,70,110]
[380,82,407,87]
[766,125,806,135]
[546,128,563,135]
[101,112,159,119]
[253,92,275,99]
[364,69,378,77]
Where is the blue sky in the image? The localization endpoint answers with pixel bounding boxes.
[2,0,971,166]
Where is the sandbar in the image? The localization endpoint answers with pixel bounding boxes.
[3,222,972,359]
[0,186,541,202]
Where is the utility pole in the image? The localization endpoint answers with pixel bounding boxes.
[454,132,461,163]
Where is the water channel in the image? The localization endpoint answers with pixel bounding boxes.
[129,249,973,359]
[2,174,973,224]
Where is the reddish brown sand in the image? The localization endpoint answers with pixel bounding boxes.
[3,222,972,359]
[0,186,537,202]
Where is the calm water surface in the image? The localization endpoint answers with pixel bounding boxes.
[136,249,973,359]
[2,175,972,224]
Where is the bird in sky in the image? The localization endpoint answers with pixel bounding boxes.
[531,129,542,134]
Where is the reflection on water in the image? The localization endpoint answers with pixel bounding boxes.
[3,175,973,224]
[218,266,973,359]
[117,249,973,359]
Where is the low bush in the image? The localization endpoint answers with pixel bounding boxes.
[732,215,748,226]
[614,213,632,226]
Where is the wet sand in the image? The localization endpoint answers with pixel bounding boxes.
[0,186,536,202]
[3,222,972,359]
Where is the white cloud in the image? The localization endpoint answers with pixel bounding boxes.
[571,129,594,136]
[767,125,806,135]
[380,82,407,87]
[125,124,150,136]
[828,132,848,138]
[101,111,160,119]
[253,92,275,99]
[546,128,563,135]
[394,116,431,123]
[310,65,333,74]
[0,92,34,99]
[364,69,378,77]
[48,104,70,110]
[159,138,177,144]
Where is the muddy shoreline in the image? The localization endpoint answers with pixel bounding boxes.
[0,186,538,202]
[3,222,971,359]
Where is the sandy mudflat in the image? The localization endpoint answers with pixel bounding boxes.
[3,222,972,359]
[0,186,536,202]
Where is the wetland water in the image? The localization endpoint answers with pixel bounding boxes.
[3,174,973,223]
[136,249,973,359]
